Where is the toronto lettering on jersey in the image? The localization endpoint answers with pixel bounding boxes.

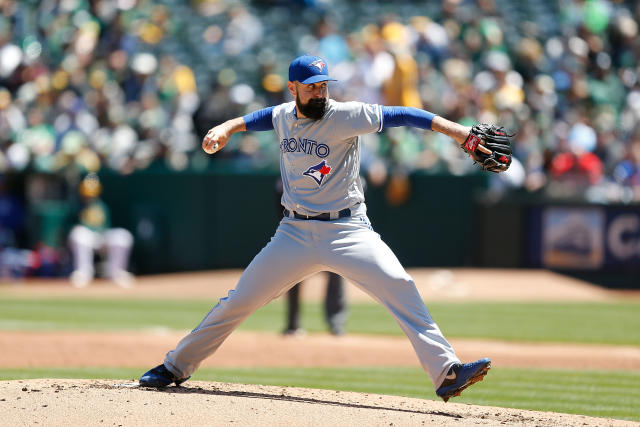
[280,137,330,158]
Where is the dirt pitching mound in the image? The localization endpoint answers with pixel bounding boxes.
[1,379,633,427]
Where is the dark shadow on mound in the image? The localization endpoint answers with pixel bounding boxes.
[132,384,463,419]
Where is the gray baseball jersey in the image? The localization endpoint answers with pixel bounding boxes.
[272,99,382,215]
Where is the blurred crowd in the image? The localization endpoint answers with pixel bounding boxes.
[2,0,640,277]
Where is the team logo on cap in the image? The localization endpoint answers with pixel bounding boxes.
[310,59,326,71]
[303,160,332,186]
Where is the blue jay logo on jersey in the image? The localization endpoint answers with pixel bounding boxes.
[303,160,332,186]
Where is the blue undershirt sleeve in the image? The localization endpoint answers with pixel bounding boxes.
[243,106,275,131]
[381,106,436,131]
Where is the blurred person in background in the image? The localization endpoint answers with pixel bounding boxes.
[67,173,134,288]
[0,175,24,249]
[0,174,32,279]
[283,273,347,336]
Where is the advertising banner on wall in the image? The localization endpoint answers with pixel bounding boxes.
[541,207,605,269]
[526,205,640,271]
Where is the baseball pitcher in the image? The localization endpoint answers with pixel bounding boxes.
[139,55,512,402]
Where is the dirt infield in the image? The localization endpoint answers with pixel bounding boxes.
[1,379,635,427]
[3,268,639,372]
[4,330,640,371]
[2,268,639,425]
[3,268,633,302]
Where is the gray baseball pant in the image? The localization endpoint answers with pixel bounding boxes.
[164,214,460,389]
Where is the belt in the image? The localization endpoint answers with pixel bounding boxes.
[284,208,351,221]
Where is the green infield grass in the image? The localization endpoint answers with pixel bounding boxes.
[0,297,638,345]
[1,366,638,422]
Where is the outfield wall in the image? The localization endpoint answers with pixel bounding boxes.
[21,168,639,288]
[475,195,640,288]
[96,170,487,273]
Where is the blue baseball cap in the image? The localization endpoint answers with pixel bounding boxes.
[288,55,337,84]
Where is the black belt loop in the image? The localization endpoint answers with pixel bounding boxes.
[283,208,351,221]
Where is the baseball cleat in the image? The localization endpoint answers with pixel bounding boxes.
[139,364,190,388]
[436,357,491,402]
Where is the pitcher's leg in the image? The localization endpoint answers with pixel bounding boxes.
[324,221,459,388]
[165,222,319,378]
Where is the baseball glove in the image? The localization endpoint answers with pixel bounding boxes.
[461,124,513,173]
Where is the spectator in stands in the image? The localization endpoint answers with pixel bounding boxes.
[0,0,639,205]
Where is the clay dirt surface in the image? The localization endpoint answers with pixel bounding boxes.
[0,379,635,427]
[1,268,639,426]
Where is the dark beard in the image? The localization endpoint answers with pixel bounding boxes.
[296,94,327,120]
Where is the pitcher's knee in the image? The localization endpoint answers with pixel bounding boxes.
[392,275,417,290]
[374,275,420,302]
[205,289,261,321]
